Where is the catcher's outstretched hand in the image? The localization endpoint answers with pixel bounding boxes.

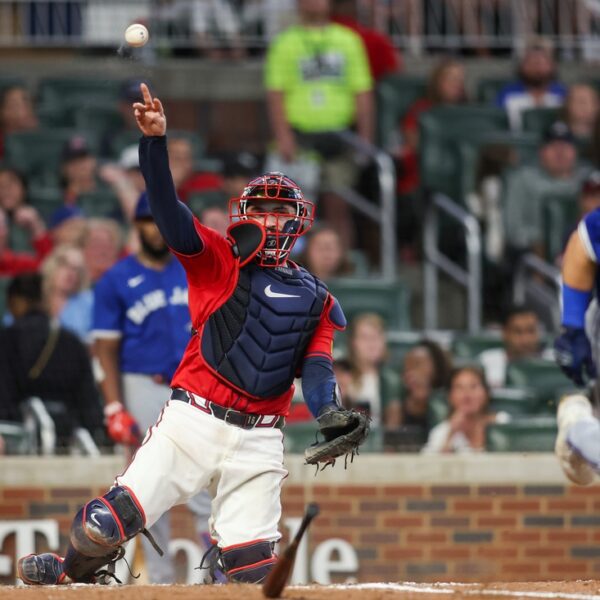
[133,83,166,137]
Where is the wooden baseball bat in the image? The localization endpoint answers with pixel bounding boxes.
[262,503,320,598]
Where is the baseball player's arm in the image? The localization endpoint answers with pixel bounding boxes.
[95,338,123,407]
[301,295,347,417]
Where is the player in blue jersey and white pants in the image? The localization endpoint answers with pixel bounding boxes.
[93,193,211,582]
[554,188,600,486]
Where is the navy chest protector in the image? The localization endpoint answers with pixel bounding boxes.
[200,263,328,399]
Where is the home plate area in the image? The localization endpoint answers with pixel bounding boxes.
[6,581,600,600]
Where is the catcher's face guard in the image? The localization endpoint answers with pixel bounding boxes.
[229,172,315,267]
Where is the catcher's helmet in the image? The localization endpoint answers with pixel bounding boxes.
[229,172,314,267]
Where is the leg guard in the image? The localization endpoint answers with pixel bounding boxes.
[63,485,146,582]
[220,539,276,583]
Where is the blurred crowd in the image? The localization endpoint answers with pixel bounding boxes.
[0,0,591,456]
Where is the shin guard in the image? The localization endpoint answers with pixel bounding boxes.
[220,539,276,583]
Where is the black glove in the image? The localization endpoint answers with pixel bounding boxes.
[554,326,597,386]
[304,406,370,467]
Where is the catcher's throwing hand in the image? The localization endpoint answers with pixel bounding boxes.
[133,83,166,137]
[304,406,370,467]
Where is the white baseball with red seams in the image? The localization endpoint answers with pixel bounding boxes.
[125,23,149,47]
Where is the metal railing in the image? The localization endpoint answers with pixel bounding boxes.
[0,0,599,59]
[333,130,397,280]
[513,252,561,331]
[423,193,482,333]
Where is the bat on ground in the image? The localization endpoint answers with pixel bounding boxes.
[262,502,320,598]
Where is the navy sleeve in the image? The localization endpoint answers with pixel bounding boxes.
[301,355,340,418]
[138,135,202,255]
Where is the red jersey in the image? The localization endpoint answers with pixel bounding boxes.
[170,218,338,417]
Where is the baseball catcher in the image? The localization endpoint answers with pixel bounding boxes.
[18,83,368,586]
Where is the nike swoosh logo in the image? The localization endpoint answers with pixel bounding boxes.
[128,275,145,288]
[90,512,101,527]
[264,284,300,299]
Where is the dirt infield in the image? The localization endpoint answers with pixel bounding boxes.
[4,581,600,600]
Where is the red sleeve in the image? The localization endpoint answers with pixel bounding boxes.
[171,216,237,288]
[304,294,345,360]
[402,98,432,134]
[32,233,53,259]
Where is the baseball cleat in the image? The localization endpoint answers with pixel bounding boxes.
[556,395,597,486]
[18,553,66,585]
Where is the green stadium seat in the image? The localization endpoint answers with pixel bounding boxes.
[477,77,511,104]
[522,107,561,136]
[454,131,540,205]
[108,129,205,161]
[4,129,98,180]
[9,225,33,253]
[387,331,423,364]
[506,358,576,406]
[37,78,122,108]
[188,190,228,217]
[427,390,449,426]
[490,388,542,417]
[542,192,578,260]
[0,421,31,455]
[452,332,503,359]
[36,104,76,128]
[486,416,557,452]
[419,105,509,201]
[376,74,427,148]
[0,77,25,94]
[78,189,122,219]
[74,105,125,137]
[326,278,411,330]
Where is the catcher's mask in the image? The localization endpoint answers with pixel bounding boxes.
[229,171,314,267]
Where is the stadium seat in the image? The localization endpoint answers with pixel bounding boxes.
[522,107,561,136]
[419,105,509,201]
[452,332,504,360]
[4,129,98,180]
[375,74,427,148]
[28,185,64,223]
[427,390,449,426]
[490,388,542,417]
[78,189,122,219]
[37,78,122,108]
[387,330,424,364]
[0,421,31,455]
[486,416,557,452]
[505,358,575,406]
[108,128,205,161]
[476,77,511,104]
[326,278,411,330]
[9,226,33,253]
[454,132,540,205]
[0,76,25,94]
[542,192,578,260]
[74,105,125,137]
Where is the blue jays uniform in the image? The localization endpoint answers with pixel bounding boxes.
[93,255,190,381]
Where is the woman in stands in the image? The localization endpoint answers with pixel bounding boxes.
[41,244,93,342]
[298,225,354,282]
[422,366,497,453]
[345,313,400,427]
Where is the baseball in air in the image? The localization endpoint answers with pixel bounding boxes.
[125,23,149,47]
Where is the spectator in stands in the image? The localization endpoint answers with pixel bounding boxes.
[345,313,400,426]
[198,204,229,237]
[562,84,599,153]
[396,59,467,195]
[49,206,87,248]
[41,245,93,342]
[298,224,354,281]
[478,304,551,388]
[82,218,123,283]
[385,340,452,435]
[504,121,585,257]
[331,0,402,81]
[167,136,222,203]
[422,366,495,453]
[0,273,103,444]
[0,207,52,277]
[0,85,38,159]
[496,41,567,130]
[0,167,48,253]
[265,0,373,244]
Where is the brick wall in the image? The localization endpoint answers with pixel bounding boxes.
[3,480,600,585]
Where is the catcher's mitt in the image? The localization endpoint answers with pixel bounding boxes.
[304,407,370,468]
